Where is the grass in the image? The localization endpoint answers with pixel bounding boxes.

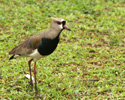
[0,0,125,99]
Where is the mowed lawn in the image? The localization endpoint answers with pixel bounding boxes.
[0,0,125,99]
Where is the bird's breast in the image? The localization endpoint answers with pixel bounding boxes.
[38,38,59,56]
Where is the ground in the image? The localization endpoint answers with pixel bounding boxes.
[0,0,125,99]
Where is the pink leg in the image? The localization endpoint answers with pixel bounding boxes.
[28,59,33,89]
[34,61,38,96]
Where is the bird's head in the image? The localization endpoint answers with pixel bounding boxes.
[50,18,71,32]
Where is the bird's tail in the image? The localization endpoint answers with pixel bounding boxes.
[9,54,21,60]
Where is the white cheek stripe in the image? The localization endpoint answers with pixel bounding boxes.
[59,19,65,29]
[61,19,64,22]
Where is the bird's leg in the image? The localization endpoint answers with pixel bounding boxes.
[34,61,38,96]
[28,59,33,90]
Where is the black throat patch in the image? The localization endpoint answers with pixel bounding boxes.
[38,32,61,56]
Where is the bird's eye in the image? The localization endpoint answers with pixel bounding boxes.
[57,22,62,25]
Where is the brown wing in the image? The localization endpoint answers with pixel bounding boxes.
[9,33,43,55]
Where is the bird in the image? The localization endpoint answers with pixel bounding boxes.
[9,18,71,96]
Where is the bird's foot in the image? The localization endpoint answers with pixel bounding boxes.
[34,91,44,99]
[27,81,33,90]
[29,81,33,90]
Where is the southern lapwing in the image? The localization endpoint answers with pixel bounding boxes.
[9,18,71,96]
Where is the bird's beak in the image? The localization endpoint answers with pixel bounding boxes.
[63,25,71,31]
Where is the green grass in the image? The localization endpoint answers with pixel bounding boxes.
[0,0,125,99]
